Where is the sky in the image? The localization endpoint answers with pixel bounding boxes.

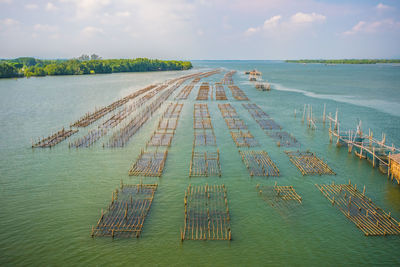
[0,0,399,60]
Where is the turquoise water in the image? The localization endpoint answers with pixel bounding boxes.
[1,61,400,266]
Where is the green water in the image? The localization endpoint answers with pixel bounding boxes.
[1,61,400,266]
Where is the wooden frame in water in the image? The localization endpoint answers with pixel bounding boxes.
[181,184,231,241]
[91,183,157,238]
[257,183,302,208]
[239,150,280,176]
[285,151,335,176]
[316,181,400,236]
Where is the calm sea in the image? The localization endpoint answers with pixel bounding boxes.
[1,61,400,266]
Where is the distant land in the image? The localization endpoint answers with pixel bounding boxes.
[0,55,192,79]
[285,59,400,64]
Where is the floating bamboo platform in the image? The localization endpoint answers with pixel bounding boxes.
[266,131,300,147]
[230,131,258,147]
[194,129,216,146]
[194,103,210,118]
[256,119,281,130]
[218,103,238,118]
[196,82,210,100]
[181,184,231,241]
[316,181,400,236]
[285,151,335,176]
[242,103,269,119]
[91,183,157,238]
[228,85,248,101]
[189,149,221,177]
[175,79,200,100]
[239,150,280,176]
[147,130,174,147]
[215,82,227,100]
[257,183,302,208]
[32,128,78,148]
[107,81,184,147]
[72,84,157,128]
[222,71,236,85]
[129,149,168,177]
[224,118,248,130]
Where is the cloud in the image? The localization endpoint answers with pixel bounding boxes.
[115,11,131,17]
[0,0,12,4]
[290,12,326,24]
[263,15,282,29]
[0,18,19,26]
[46,2,58,11]
[245,12,325,36]
[25,3,38,9]
[81,26,104,37]
[343,19,400,35]
[34,24,58,32]
[376,3,391,10]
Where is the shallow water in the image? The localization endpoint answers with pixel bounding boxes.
[1,61,400,266]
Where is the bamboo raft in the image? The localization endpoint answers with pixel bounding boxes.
[218,103,238,118]
[215,82,227,100]
[32,128,78,148]
[228,85,249,101]
[242,103,269,119]
[194,103,213,129]
[129,149,168,177]
[224,118,248,130]
[175,79,200,100]
[147,130,174,147]
[256,119,281,130]
[189,149,221,177]
[230,131,258,147]
[107,81,184,147]
[91,183,157,238]
[285,151,335,176]
[72,84,157,128]
[266,131,300,147]
[194,129,216,146]
[257,183,302,208]
[316,181,400,236]
[196,82,210,100]
[181,184,231,241]
[222,71,236,85]
[239,150,280,176]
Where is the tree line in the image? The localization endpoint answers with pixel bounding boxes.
[285,59,400,64]
[0,56,193,78]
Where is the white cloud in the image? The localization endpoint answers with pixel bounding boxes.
[0,0,13,4]
[376,3,391,10]
[115,11,131,17]
[46,2,58,11]
[34,24,58,32]
[290,12,326,24]
[263,15,282,29]
[246,12,325,36]
[343,19,400,35]
[25,4,38,9]
[81,26,104,37]
[1,18,19,26]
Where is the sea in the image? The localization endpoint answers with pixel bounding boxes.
[1,60,400,266]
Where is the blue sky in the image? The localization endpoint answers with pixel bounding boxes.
[0,0,399,59]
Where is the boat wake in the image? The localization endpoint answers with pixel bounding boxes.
[271,82,400,117]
